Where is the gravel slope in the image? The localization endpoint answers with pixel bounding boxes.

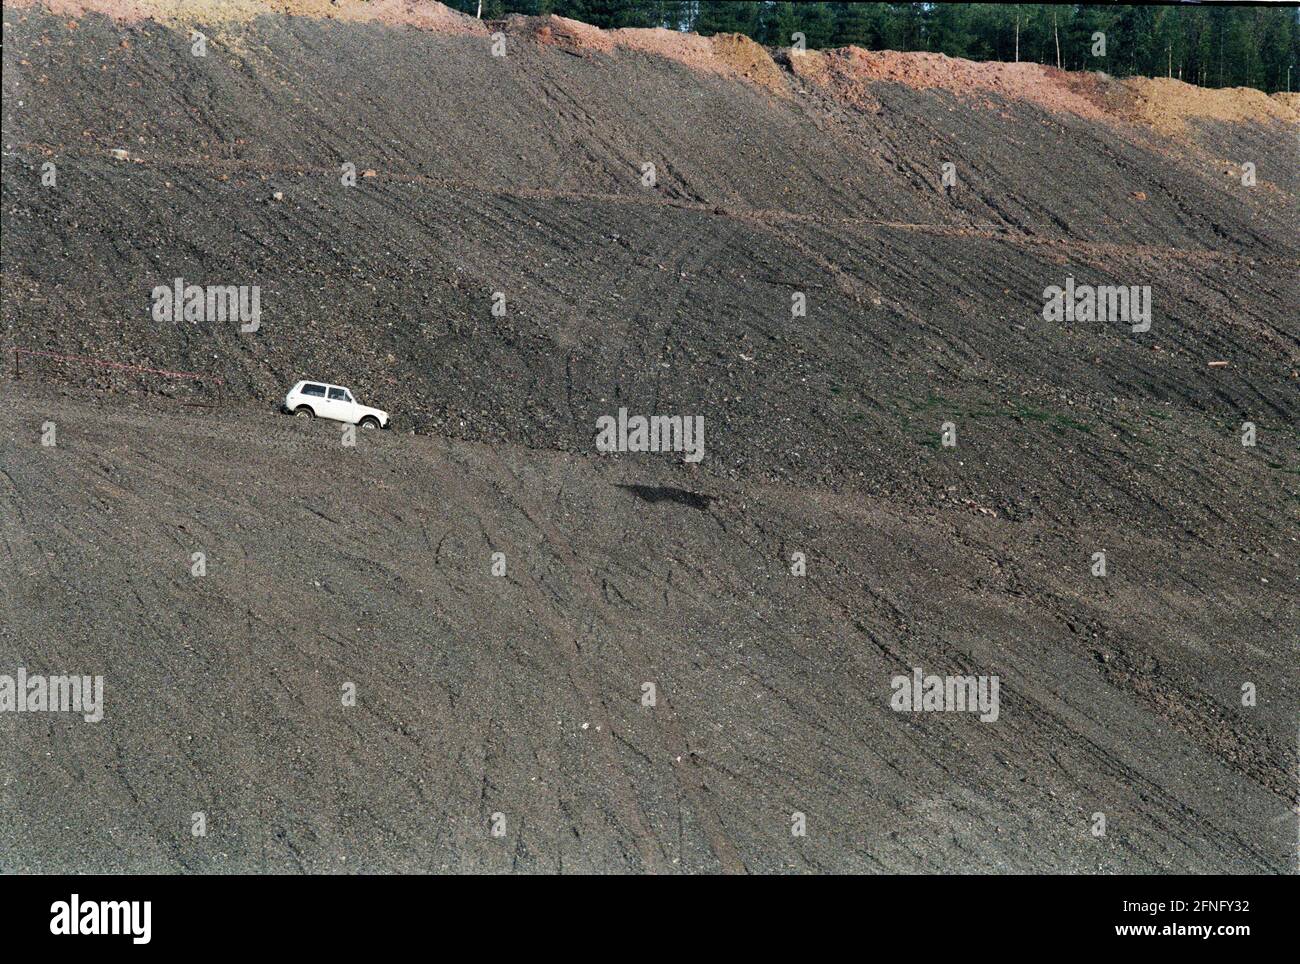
[1,3,1296,873]
[1,390,1294,872]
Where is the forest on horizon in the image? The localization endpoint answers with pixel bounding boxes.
[446,2,1300,94]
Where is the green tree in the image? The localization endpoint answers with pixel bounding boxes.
[440,0,1298,92]
[830,1,874,47]
[787,2,836,49]
[695,1,762,36]
[927,2,978,58]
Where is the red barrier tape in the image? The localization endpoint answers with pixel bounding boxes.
[13,348,225,384]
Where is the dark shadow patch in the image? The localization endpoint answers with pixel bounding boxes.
[619,484,713,511]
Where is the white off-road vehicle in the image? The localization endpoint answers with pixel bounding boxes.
[283,380,389,429]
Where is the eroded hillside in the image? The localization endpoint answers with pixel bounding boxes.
[1,0,1297,873]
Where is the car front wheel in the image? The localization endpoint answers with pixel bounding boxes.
[359,416,380,429]
[294,406,314,419]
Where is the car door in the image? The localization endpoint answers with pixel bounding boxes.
[326,386,356,423]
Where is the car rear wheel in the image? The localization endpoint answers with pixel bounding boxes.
[294,406,314,419]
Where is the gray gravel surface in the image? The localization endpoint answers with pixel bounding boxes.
[1,4,1296,873]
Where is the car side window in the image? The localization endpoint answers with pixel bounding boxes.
[329,388,348,401]
[302,384,326,397]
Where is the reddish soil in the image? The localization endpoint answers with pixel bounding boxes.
[12,0,1297,131]
[790,46,1114,121]
[5,0,487,31]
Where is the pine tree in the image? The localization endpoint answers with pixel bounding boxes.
[695,1,761,36]
[830,1,874,48]
[440,1,1298,92]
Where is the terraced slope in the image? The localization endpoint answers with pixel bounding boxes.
[1,1,1297,873]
